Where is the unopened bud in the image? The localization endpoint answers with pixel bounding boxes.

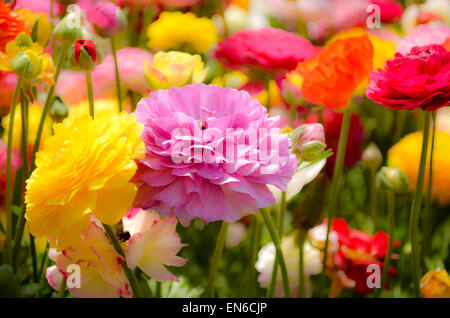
[293,174,328,230]
[291,123,326,161]
[50,95,69,122]
[89,2,127,38]
[280,78,303,106]
[375,166,409,193]
[70,39,98,70]
[12,50,42,79]
[14,32,32,48]
[362,142,383,170]
[53,10,82,44]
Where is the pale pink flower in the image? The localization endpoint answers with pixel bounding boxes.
[14,0,63,18]
[128,0,201,7]
[46,220,132,298]
[396,24,450,55]
[124,208,187,282]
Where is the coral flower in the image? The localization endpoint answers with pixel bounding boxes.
[327,218,400,295]
[388,130,450,206]
[25,112,145,250]
[0,1,27,52]
[133,84,297,223]
[46,219,132,298]
[123,208,187,281]
[214,27,319,73]
[367,44,450,111]
[147,11,218,54]
[143,51,208,90]
[288,35,373,109]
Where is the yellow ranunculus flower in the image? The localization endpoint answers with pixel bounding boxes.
[2,102,52,151]
[16,9,51,47]
[143,51,208,90]
[66,98,121,123]
[147,12,218,54]
[421,269,450,298]
[25,111,145,251]
[388,130,450,206]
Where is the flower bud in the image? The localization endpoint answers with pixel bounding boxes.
[280,78,303,107]
[421,269,450,298]
[30,13,51,47]
[89,2,127,38]
[70,39,98,70]
[14,32,33,48]
[50,95,69,122]
[292,174,328,231]
[291,123,326,161]
[375,166,409,193]
[12,50,42,79]
[53,10,82,44]
[362,142,382,170]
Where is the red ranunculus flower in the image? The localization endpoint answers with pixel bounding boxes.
[214,27,319,73]
[367,44,450,111]
[329,218,400,295]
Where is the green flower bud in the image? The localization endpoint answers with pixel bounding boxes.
[291,123,326,162]
[12,50,42,79]
[376,166,409,193]
[50,95,69,122]
[362,142,383,170]
[14,32,33,48]
[292,174,328,231]
[53,11,82,44]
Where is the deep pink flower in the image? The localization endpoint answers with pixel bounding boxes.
[0,71,17,114]
[369,0,403,23]
[132,84,297,223]
[214,27,319,73]
[367,44,450,111]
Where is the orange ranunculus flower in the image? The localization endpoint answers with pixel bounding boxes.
[288,35,373,110]
[0,2,27,52]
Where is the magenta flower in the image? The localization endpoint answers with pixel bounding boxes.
[132,84,297,223]
[367,44,450,111]
[87,1,126,37]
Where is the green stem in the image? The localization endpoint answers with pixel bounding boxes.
[13,90,29,269]
[322,108,351,272]
[268,192,287,297]
[370,167,378,230]
[29,44,69,175]
[378,190,395,297]
[298,230,306,298]
[5,76,23,265]
[247,216,261,297]
[38,242,50,284]
[57,279,66,298]
[289,101,296,127]
[155,281,161,298]
[110,36,123,113]
[103,223,143,298]
[423,111,436,259]
[29,233,38,281]
[85,69,95,118]
[206,221,229,297]
[261,208,292,298]
[393,111,407,142]
[409,110,431,298]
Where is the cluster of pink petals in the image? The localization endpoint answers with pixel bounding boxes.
[127,0,201,7]
[214,27,319,73]
[124,208,187,282]
[369,0,403,23]
[396,24,450,55]
[367,44,450,111]
[46,220,132,298]
[0,140,21,201]
[132,84,297,223]
[14,0,64,18]
[56,47,153,105]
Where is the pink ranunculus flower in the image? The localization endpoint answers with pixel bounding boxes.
[87,1,127,37]
[0,71,17,114]
[396,24,450,55]
[124,208,187,282]
[128,0,201,7]
[56,48,153,105]
[369,0,403,23]
[14,0,63,18]
[46,219,132,298]
[367,44,450,111]
[132,84,298,223]
[214,27,319,73]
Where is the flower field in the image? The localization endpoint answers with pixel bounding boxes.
[0,0,449,299]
